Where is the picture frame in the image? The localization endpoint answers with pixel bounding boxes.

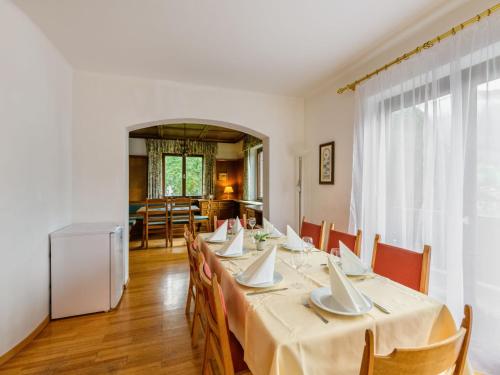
[319,141,334,184]
[218,172,227,183]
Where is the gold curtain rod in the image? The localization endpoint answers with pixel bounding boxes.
[337,3,500,94]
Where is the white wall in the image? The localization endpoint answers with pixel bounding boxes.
[303,0,499,232]
[73,71,303,236]
[0,0,72,356]
[129,137,244,160]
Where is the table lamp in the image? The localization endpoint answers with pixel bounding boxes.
[224,185,234,199]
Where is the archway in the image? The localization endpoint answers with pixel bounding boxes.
[124,117,270,263]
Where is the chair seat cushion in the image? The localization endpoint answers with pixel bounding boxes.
[147,221,166,226]
[194,215,209,220]
[172,218,190,224]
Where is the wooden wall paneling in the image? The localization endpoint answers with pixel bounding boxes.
[129,155,148,201]
[215,159,243,200]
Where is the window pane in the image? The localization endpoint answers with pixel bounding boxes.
[186,156,203,196]
[164,155,182,196]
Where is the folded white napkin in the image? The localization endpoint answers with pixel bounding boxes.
[232,216,243,234]
[263,218,283,237]
[328,254,370,312]
[339,241,367,275]
[219,229,244,256]
[240,245,277,285]
[286,225,304,250]
[208,220,228,241]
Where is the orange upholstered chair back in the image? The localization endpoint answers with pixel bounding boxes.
[300,217,326,249]
[326,225,362,256]
[371,234,431,294]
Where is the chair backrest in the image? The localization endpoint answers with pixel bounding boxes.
[169,197,193,223]
[371,234,431,294]
[214,216,247,230]
[145,198,168,224]
[359,305,472,375]
[300,217,326,249]
[184,224,194,248]
[326,224,362,256]
[198,254,236,375]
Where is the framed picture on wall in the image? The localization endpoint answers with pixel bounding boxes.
[319,141,334,184]
[218,172,227,183]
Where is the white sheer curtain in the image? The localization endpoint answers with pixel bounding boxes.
[349,12,500,373]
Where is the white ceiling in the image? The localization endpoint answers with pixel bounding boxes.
[15,0,459,96]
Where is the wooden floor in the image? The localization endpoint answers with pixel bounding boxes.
[0,239,202,374]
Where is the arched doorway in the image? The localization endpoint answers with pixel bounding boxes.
[125,118,270,254]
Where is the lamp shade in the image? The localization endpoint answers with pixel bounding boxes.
[224,186,234,194]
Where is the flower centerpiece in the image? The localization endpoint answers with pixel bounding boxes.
[253,232,269,251]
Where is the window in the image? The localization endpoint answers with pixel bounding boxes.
[256,147,264,200]
[163,154,203,197]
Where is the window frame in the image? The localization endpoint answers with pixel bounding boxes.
[162,153,204,198]
[256,146,264,201]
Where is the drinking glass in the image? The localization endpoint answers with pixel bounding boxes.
[291,250,306,270]
[290,250,306,289]
[302,236,314,268]
[228,218,235,235]
[248,217,256,236]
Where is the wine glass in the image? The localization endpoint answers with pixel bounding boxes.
[248,217,257,243]
[290,251,306,289]
[248,217,256,232]
[330,247,340,257]
[302,236,314,268]
[228,218,235,236]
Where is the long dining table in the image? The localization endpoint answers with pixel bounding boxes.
[198,231,462,375]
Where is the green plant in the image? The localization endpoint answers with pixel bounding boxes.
[253,232,269,242]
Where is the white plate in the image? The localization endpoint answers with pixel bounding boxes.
[215,248,250,258]
[267,234,282,239]
[235,271,283,288]
[310,287,373,316]
[342,265,371,277]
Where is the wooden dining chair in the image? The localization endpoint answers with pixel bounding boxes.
[326,224,362,256]
[190,246,208,347]
[213,215,247,230]
[198,256,249,375]
[144,198,168,248]
[184,225,197,316]
[300,216,326,249]
[371,234,431,294]
[359,305,472,375]
[169,197,193,246]
[193,199,212,235]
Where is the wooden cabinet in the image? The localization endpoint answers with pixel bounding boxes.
[199,200,237,221]
[199,200,263,225]
[245,205,262,226]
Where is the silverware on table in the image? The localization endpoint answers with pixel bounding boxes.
[302,299,329,324]
[246,287,288,296]
[372,301,391,314]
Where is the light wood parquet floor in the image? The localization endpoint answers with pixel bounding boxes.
[0,239,201,374]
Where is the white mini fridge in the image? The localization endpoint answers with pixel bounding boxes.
[50,223,125,319]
